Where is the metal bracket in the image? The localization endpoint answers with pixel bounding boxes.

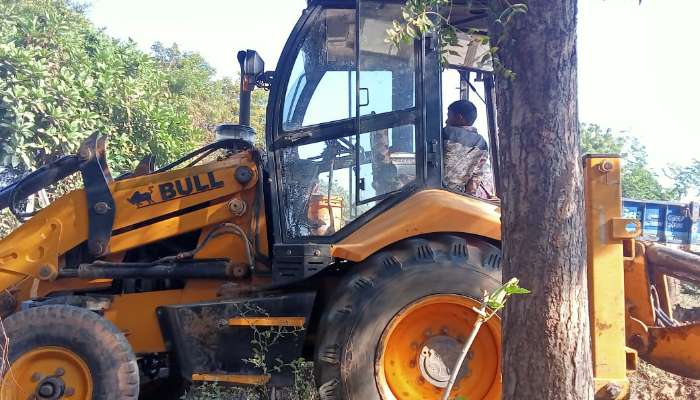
[611,217,641,239]
[272,244,333,284]
[78,133,116,257]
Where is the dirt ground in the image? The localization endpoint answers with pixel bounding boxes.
[630,360,700,400]
[184,360,700,400]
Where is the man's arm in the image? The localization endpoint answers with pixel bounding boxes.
[465,150,488,194]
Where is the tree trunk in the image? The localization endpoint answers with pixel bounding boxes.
[492,1,594,399]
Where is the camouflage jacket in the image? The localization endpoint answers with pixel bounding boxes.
[443,125,493,197]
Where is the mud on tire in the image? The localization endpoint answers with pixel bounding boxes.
[314,234,502,400]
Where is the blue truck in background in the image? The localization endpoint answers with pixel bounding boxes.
[623,199,700,251]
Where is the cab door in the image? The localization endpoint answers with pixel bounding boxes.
[266,1,434,282]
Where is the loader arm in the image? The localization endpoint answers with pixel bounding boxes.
[625,243,700,379]
[0,135,261,307]
[584,154,700,400]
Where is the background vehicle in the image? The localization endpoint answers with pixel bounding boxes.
[0,1,698,399]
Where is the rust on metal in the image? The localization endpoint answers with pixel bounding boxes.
[643,322,700,379]
[227,316,306,327]
[191,373,270,385]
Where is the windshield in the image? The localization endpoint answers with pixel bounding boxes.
[282,9,356,131]
[277,3,420,239]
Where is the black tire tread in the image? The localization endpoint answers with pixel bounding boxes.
[314,234,501,400]
[3,304,139,399]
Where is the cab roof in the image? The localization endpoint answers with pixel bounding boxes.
[306,0,490,31]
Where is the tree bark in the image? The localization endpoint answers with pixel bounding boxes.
[492,1,594,399]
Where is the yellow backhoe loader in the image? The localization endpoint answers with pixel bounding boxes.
[0,1,698,399]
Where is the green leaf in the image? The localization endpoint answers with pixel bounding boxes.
[406,24,416,38]
[506,286,531,295]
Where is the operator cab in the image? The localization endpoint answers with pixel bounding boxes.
[253,0,498,279]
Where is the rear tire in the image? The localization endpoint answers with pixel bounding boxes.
[315,235,502,400]
[0,305,139,400]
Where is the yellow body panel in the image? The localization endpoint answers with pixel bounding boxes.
[0,150,267,356]
[332,190,501,261]
[583,156,633,399]
[103,281,221,353]
[0,151,260,303]
[0,192,87,284]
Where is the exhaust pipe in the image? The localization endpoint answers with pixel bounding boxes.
[214,50,266,145]
[236,49,265,127]
[237,50,252,127]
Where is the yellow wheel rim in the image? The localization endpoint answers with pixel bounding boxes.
[376,294,502,400]
[1,346,93,399]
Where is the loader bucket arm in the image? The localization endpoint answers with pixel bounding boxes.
[627,244,700,379]
[584,155,640,399]
[585,154,700,386]
[0,155,81,215]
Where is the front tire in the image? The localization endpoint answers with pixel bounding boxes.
[0,305,139,400]
[315,235,502,400]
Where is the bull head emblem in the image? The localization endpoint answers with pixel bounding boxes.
[127,187,154,208]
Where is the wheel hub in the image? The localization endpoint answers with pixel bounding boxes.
[376,294,502,400]
[1,347,92,399]
[36,376,65,400]
[418,335,471,388]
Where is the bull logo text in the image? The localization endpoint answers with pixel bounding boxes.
[127,172,224,208]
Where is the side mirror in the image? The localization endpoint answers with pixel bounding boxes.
[237,50,265,78]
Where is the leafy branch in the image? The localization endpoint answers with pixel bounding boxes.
[230,302,316,400]
[386,0,528,79]
[442,278,530,400]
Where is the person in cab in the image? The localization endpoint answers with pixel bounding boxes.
[443,99,494,198]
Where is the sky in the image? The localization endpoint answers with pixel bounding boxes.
[86,0,699,181]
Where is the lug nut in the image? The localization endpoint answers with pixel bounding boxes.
[31,372,43,382]
[54,367,64,376]
[65,387,75,396]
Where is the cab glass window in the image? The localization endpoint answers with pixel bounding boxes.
[278,2,420,239]
[282,9,356,130]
